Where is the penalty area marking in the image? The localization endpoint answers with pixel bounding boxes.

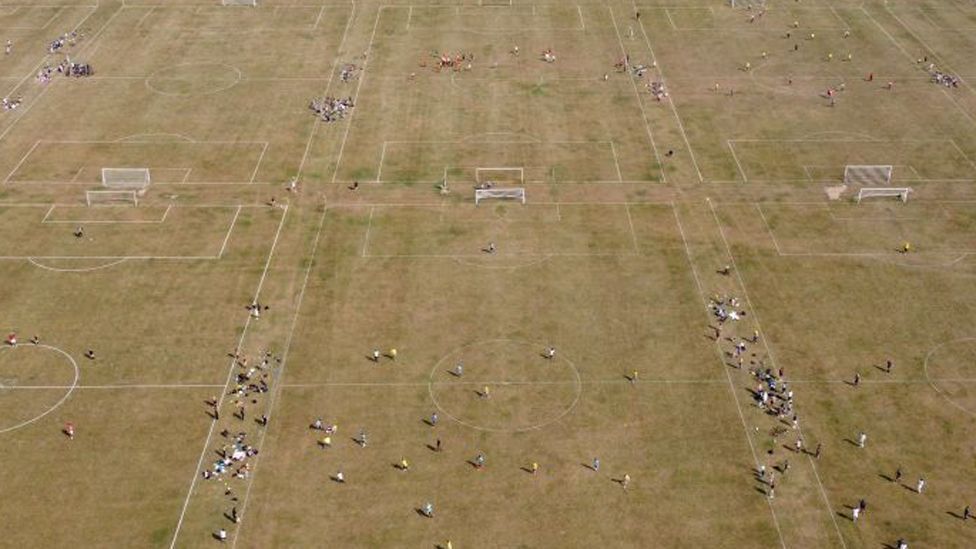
[28,257,129,272]
[0,344,79,435]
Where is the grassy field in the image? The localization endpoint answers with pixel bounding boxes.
[1,0,976,548]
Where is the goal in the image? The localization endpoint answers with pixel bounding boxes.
[222,0,257,5]
[475,187,525,205]
[476,167,524,186]
[856,187,912,203]
[844,165,893,186]
[102,168,150,191]
[86,190,138,207]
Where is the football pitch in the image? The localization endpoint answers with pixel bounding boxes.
[1,0,976,548]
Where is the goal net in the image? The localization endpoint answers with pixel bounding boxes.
[856,187,912,203]
[476,167,524,187]
[475,187,525,205]
[102,168,150,191]
[86,190,138,207]
[222,0,257,5]
[844,165,893,186]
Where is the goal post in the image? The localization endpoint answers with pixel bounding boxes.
[475,187,526,205]
[844,165,893,186]
[222,0,257,5]
[86,190,138,207]
[856,187,912,203]
[102,168,150,191]
[475,167,524,186]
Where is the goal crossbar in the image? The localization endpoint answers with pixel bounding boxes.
[475,187,526,205]
[856,187,912,203]
[222,0,257,5]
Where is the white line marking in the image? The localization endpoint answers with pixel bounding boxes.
[727,140,748,183]
[884,4,976,97]
[706,199,847,549]
[40,204,54,223]
[671,203,706,297]
[375,141,388,181]
[948,138,976,174]
[136,6,155,28]
[608,6,665,182]
[636,11,704,182]
[4,255,213,261]
[34,6,64,30]
[0,343,78,434]
[218,206,242,258]
[1,4,98,98]
[168,205,290,549]
[69,166,85,183]
[755,204,783,254]
[230,200,332,548]
[664,7,677,30]
[406,5,412,30]
[624,203,640,253]
[673,200,786,549]
[361,206,375,257]
[860,6,914,60]
[75,3,125,61]
[2,383,224,390]
[331,6,383,183]
[249,142,269,183]
[294,2,355,176]
[280,379,729,388]
[313,4,325,29]
[4,140,40,184]
[41,204,173,224]
[577,4,585,31]
[609,140,623,182]
[364,252,637,259]
[827,5,849,29]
